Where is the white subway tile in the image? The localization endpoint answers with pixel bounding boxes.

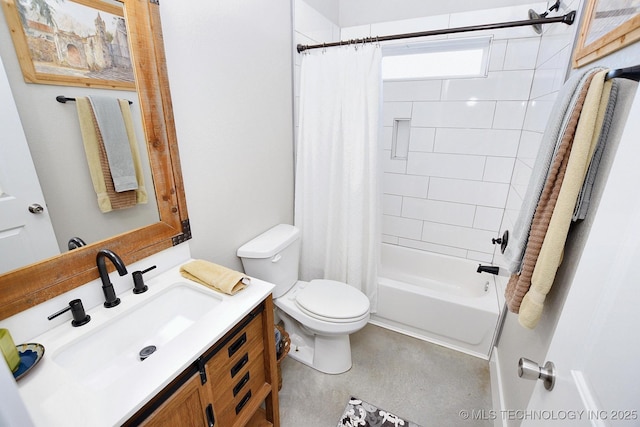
[483,157,515,183]
[407,152,485,180]
[504,38,540,70]
[383,80,442,102]
[529,68,554,100]
[474,206,504,231]
[467,251,494,263]
[409,127,435,152]
[517,130,543,167]
[372,14,450,38]
[383,102,413,126]
[510,158,533,199]
[435,128,520,157]
[382,234,400,244]
[383,194,403,216]
[493,101,528,130]
[402,197,475,226]
[429,177,510,208]
[522,94,556,132]
[383,215,423,240]
[449,4,546,40]
[441,70,535,101]
[421,221,496,253]
[489,40,507,71]
[505,184,524,213]
[412,101,496,128]
[382,150,408,173]
[383,173,429,198]
[397,238,468,258]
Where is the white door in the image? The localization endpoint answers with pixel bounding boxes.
[522,85,640,426]
[0,57,59,274]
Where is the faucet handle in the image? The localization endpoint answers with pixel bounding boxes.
[132,265,156,294]
[47,299,91,327]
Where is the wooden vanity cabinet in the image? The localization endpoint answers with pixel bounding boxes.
[125,295,279,427]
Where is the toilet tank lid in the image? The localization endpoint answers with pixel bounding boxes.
[237,224,300,258]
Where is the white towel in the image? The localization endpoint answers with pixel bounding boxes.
[89,96,138,192]
[502,67,606,273]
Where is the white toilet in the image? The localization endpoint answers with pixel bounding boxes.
[237,224,370,374]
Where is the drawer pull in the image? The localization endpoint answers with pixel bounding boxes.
[233,372,250,396]
[228,332,247,357]
[230,353,249,378]
[235,390,252,415]
[206,403,215,427]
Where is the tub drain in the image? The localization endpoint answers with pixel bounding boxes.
[139,345,157,361]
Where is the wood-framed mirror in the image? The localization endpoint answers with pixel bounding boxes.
[0,0,189,320]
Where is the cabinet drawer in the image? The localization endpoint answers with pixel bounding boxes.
[207,311,264,374]
[212,353,268,427]
[210,348,266,409]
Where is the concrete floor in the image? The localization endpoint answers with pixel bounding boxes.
[277,323,493,427]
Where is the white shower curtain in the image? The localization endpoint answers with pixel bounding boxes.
[294,44,382,311]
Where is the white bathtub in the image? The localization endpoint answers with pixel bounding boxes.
[371,243,501,359]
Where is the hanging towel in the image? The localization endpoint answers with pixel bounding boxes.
[118,99,148,206]
[504,71,596,313]
[89,95,138,192]
[180,260,250,295]
[572,80,619,221]
[518,71,612,328]
[502,67,607,274]
[76,97,147,212]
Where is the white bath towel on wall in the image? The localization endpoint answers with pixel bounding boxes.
[294,44,382,311]
[502,68,606,273]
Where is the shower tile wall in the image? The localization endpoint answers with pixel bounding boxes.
[497,0,583,271]
[342,3,547,262]
[292,0,577,265]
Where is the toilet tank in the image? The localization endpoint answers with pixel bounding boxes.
[237,224,301,298]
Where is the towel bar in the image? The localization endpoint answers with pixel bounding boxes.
[56,95,133,105]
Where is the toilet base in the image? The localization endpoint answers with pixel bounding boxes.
[280,313,353,375]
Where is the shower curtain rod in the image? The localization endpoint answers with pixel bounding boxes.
[296,10,576,53]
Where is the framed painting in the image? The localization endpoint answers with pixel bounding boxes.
[573,0,640,67]
[1,0,135,90]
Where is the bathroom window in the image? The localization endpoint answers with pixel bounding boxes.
[381,36,491,80]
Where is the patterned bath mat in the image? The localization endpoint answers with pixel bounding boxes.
[338,396,423,427]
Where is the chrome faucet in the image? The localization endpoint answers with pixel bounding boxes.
[96,249,128,308]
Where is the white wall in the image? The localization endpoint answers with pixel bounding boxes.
[159,0,294,271]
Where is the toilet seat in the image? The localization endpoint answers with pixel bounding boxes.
[294,279,370,323]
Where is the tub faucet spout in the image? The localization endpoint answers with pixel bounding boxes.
[96,249,128,308]
[477,264,499,275]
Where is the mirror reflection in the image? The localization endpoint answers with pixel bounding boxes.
[0,0,159,274]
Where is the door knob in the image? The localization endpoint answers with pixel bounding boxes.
[28,203,44,214]
[518,357,555,391]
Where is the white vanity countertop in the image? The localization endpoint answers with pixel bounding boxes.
[15,261,274,427]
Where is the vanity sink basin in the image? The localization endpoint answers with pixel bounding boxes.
[52,282,222,390]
